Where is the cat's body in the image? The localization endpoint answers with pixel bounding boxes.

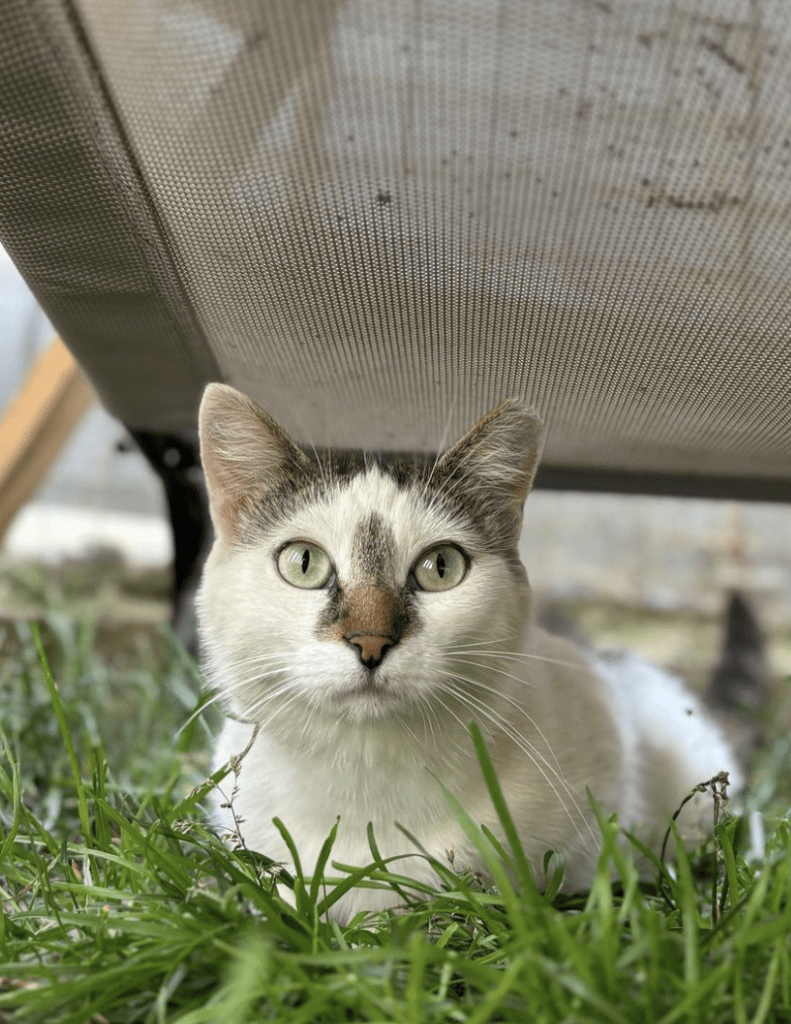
[197,385,743,921]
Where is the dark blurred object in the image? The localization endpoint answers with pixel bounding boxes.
[130,431,212,657]
[706,592,767,714]
[536,602,591,648]
[705,591,769,767]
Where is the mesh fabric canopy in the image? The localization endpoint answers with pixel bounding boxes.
[1,0,789,498]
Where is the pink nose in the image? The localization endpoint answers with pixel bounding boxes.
[345,633,395,668]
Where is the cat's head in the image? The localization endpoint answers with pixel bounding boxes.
[197,385,544,729]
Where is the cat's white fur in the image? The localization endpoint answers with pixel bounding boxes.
[197,385,742,921]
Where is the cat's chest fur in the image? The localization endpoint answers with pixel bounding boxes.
[211,661,619,922]
[197,385,743,922]
[212,627,621,865]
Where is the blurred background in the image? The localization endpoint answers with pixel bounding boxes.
[2,239,790,705]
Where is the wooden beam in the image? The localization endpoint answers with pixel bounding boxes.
[0,338,93,541]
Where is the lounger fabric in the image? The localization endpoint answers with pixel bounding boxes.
[1,0,789,497]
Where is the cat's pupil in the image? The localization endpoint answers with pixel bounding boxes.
[301,549,310,574]
[436,551,446,578]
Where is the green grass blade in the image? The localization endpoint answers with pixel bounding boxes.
[468,720,540,901]
[31,622,92,845]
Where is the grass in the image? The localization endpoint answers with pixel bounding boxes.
[1,617,790,1022]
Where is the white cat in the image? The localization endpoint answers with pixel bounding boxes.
[196,383,742,921]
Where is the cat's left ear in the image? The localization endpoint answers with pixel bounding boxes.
[199,383,311,544]
[436,399,544,542]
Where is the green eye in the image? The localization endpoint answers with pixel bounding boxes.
[277,542,333,589]
[413,544,468,591]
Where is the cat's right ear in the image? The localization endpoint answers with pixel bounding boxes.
[435,399,544,547]
[199,384,310,544]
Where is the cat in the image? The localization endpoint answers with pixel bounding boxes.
[196,383,744,921]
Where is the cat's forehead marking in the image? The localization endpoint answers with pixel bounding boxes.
[352,511,396,584]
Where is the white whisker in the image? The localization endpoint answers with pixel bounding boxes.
[447,645,585,672]
[434,677,596,849]
[430,662,597,846]
[440,660,564,773]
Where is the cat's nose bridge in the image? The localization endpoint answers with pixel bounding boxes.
[342,585,403,637]
[340,585,406,668]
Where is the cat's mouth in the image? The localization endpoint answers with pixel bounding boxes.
[348,667,387,695]
[330,667,398,716]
